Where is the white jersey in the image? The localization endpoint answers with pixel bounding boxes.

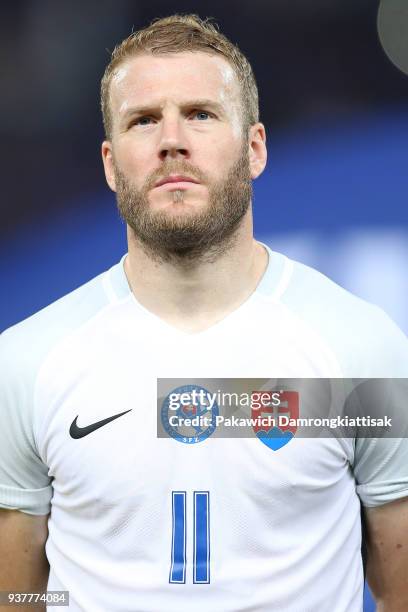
[1,246,408,612]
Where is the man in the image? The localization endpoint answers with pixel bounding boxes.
[1,14,407,612]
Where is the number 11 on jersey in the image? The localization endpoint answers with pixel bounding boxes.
[169,491,210,584]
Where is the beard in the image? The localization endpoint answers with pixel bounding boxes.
[114,145,252,263]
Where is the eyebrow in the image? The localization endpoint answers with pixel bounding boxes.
[120,99,226,122]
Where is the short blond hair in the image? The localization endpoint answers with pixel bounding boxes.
[101,14,259,140]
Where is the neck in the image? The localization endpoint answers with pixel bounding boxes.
[124,209,268,333]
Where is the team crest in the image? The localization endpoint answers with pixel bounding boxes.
[252,391,299,451]
[161,384,219,444]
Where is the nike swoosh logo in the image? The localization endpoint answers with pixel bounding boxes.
[69,409,132,439]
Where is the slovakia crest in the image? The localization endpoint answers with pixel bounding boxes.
[252,391,299,451]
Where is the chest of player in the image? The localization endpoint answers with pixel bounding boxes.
[36,360,354,527]
[33,312,356,563]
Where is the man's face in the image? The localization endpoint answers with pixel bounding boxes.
[102,52,260,260]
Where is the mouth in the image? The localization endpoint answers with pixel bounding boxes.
[154,175,200,189]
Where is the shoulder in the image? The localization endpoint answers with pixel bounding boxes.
[284,255,386,322]
[0,260,126,384]
[0,260,126,517]
[270,251,408,376]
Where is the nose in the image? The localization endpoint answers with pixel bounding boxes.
[157,116,189,161]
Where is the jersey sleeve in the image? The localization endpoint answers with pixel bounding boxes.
[281,258,408,507]
[0,330,52,515]
[353,437,408,507]
[351,319,408,507]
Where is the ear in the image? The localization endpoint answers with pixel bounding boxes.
[101,141,117,192]
[248,122,267,180]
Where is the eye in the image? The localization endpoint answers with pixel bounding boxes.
[132,116,154,127]
[192,110,212,121]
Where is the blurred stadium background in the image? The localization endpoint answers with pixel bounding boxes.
[1,2,407,609]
